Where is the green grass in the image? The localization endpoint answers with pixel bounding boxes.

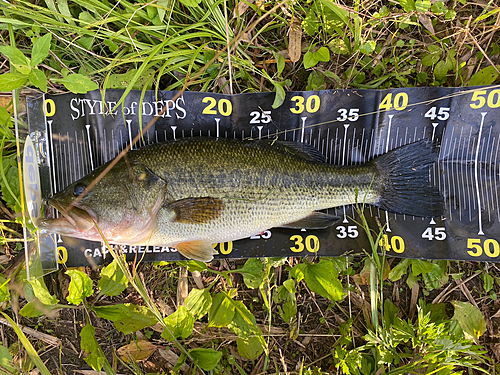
[1,0,500,373]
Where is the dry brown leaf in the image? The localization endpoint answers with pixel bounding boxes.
[177,267,189,307]
[234,0,254,18]
[117,340,157,363]
[418,14,435,34]
[288,20,302,63]
[158,348,190,372]
[353,259,391,285]
[493,343,500,362]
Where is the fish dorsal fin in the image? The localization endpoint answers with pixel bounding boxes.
[176,240,215,262]
[280,212,340,229]
[275,141,327,163]
[243,139,327,163]
[165,197,225,224]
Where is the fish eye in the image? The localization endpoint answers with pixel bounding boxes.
[73,184,87,197]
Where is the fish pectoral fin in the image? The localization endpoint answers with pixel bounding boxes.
[176,240,215,262]
[165,197,225,224]
[280,212,340,230]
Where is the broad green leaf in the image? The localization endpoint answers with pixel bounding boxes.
[482,273,494,293]
[31,34,51,67]
[433,60,448,81]
[451,301,486,341]
[383,299,399,326]
[422,45,441,66]
[0,106,11,127]
[359,41,376,54]
[303,260,344,301]
[78,11,97,24]
[52,74,98,94]
[302,9,319,37]
[319,0,349,24]
[103,39,118,53]
[0,277,8,303]
[283,279,296,294]
[157,0,170,22]
[66,269,93,305]
[56,0,74,24]
[398,0,415,12]
[93,304,157,334]
[235,258,265,289]
[272,82,286,109]
[28,69,47,92]
[0,344,15,372]
[274,52,285,76]
[406,272,418,289]
[303,51,317,69]
[306,71,325,91]
[411,259,434,276]
[468,65,500,86]
[0,46,29,66]
[93,304,130,321]
[430,1,448,14]
[312,47,330,62]
[0,73,28,91]
[279,299,297,323]
[20,301,62,318]
[290,263,306,282]
[328,38,349,55]
[422,261,447,291]
[236,336,264,360]
[98,259,128,297]
[445,9,456,19]
[228,301,265,356]
[105,68,155,90]
[208,292,235,327]
[29,276,59,305]
[189,348,222,371]
[10,63,31,75]
[161,305,194,341]
[176,260,208,272]
[227,300,262,338]
[185,287,212,320]
[389,259,410,281]
[1,161,20,212]
[415,0,431,12]
[80,324,106,372]
[274,284,297,323]
[273,285,290,304]
[77,36,93,50]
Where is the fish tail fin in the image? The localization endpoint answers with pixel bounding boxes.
[374,140,443,217]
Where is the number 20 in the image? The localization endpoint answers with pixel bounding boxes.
[202,97,232,116]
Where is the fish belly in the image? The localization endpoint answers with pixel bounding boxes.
[144,184,377,247]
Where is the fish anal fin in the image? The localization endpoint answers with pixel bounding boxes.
[166,197,225,224]
[176,240,215,262]
[281,212,340,230]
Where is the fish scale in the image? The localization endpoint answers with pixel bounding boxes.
[39,137,442,262]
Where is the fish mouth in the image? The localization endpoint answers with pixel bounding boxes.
[38,199,96,235]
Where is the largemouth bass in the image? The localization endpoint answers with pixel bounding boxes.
[39,137,443,261]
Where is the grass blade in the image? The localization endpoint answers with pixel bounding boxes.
[0,312,53,375]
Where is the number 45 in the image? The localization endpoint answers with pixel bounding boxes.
[424,107,450,121]
[421,227,446,241]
